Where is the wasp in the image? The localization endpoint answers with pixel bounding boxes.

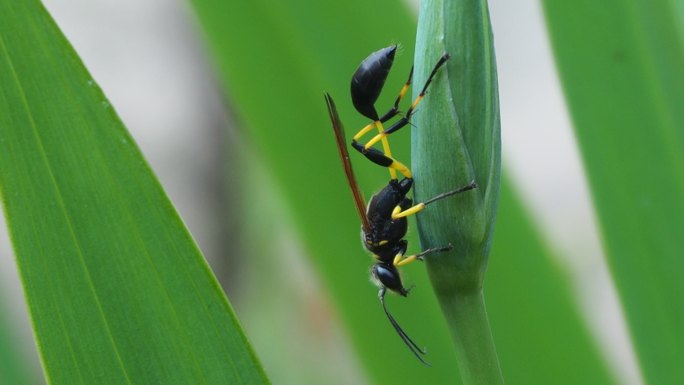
[324,46,477,365]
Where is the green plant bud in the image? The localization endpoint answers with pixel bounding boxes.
[412,0,501,295]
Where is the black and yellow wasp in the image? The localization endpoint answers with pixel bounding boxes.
[324,45,476,365]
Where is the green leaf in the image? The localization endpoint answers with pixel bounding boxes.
[0,2,268,384]
[487,179,617,385]
[542,1,684,383]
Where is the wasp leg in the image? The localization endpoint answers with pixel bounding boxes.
[352,54,449,180]
[394,245,453,267]
[391,201,426,219]
[355,65,414,143]
[368,53,451,143]
[351,141,412,179]
[391,180,477,220]
[352,121,377,141]
[352,66,414,180]
[352,120,406,179]
[378,66,414,123]
[361,119,392,150]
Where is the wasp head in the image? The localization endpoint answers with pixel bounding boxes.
[371,263,409,296]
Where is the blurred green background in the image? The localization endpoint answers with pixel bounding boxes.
[2,0,682,384]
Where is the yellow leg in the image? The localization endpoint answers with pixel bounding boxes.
[366,92,424,150]
[388,159,411,179]
[364,131,387,149]
[397,82,410,102]
[409,94,424,112]
[375,121,397,180]
[389,66,413,112]
[392,252,403,266]
[353,121,377,141]
[352,120,398,180]
[353,120,394,154]
[395,254,420,267]
[394,245,452,267]
[392,203,425,219]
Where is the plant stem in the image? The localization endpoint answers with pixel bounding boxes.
[438,289,503,385]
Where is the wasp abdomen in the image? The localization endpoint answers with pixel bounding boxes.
[351,45,397,120]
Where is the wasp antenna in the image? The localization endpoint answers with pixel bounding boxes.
[379,289,430,366]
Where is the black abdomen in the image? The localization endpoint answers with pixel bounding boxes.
[351,45,397,121]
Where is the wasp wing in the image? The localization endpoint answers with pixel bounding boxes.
[324,93,371,232]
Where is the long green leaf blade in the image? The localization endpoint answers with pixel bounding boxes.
[0,2,268,384]
[488,179,617,385]
[542,1,684,383]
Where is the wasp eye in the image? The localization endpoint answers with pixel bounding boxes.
[371,263,407,296]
